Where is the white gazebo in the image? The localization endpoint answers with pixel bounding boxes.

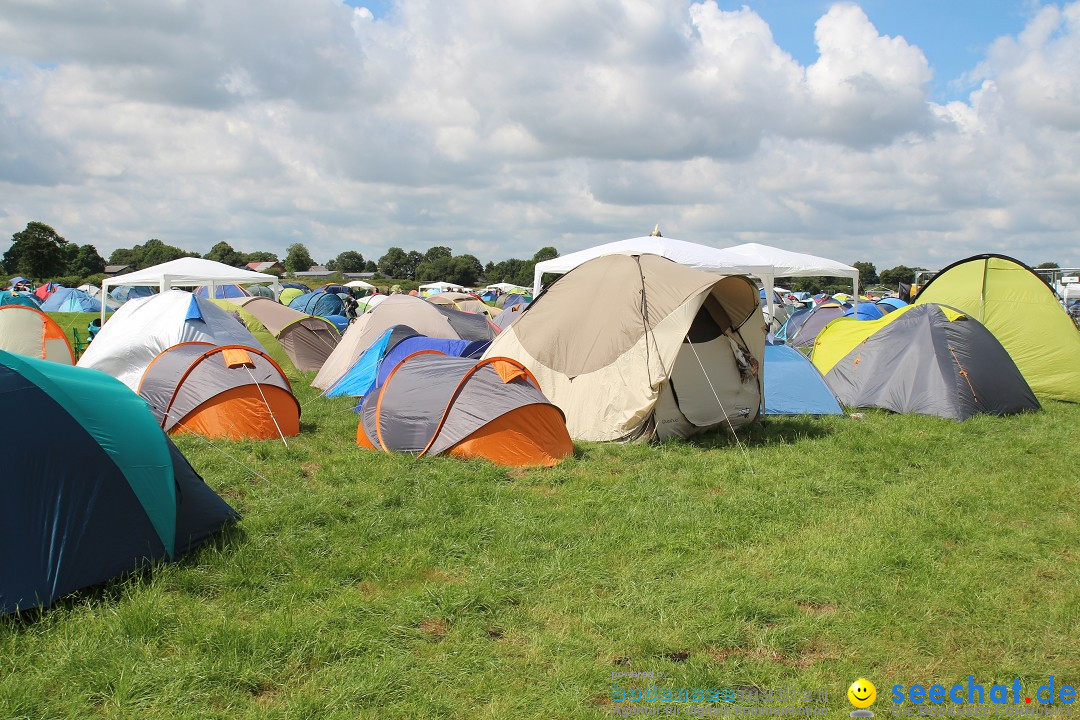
[101,257,281,322]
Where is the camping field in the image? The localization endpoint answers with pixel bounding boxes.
[2,329,1078,719]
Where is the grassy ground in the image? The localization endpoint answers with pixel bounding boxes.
[1,357,1078,719]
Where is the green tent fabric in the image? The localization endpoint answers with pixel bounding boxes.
[914,254,1080,403]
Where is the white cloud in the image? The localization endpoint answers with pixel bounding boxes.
[0,0,1078,270]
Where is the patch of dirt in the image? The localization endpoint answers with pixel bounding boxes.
[665,651,690,662]
[796,601,838,616]
[300,463,320,478]
[419,618,448,640]
[707,644,838,668]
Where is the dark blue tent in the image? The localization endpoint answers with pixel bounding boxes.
[288,289,345,318]
[281,282,311,292]
[763,342,843,415]
[842,303,885,321]
[0,351,238,613]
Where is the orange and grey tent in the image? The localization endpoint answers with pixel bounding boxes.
[356,352,573,467]
[0,305,75,364]
[137,343,300,441]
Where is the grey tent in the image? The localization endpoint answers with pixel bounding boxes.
[137,342,300,439]
[223,297,340,372]
[787,299,848,348]
[812,303,1039,420]
[356,352,573,467]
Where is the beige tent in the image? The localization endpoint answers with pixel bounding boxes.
[312,294,497,390]
[426,292,497,319]
[218,297,341,373]
[483,254,765,442]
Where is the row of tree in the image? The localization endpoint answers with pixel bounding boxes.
[1,221,1065,292]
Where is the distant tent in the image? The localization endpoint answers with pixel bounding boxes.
[812,303,1039,420]
[494,292,532,309]
[0,291,42,308]
[842,302,885,321]
[876,297,907,314]
[137,342,300,441]
[111,285,156,303]
[219,297,340,373]
[324,326,489,398]
[40,287,105,313]
[427,292,497,319]
[78,290,264,390]
[774,305,810,342]
[483,254,765,442]
[288,289,344,318]
[278,287,304,306]
[193,284,251,299]
[0,351,238,614]
[493,302,528,330]
[246,284,276,299]
[0,306,75,364]
[913,254,1080,402]
[763,342,842,415]
[786,300,849,348]
[281,282,311,292]
[34,283,62,302]
[356,353,574,467]
[312,295,498,391]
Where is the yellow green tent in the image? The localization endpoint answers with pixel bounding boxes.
[913,254,1080,402]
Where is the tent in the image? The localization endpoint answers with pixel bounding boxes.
[246,284,276,299]
[0,290,42,308]
[288,289,345,318]
[495,292,531,309]
[102,257,281,322]
[78,290,264,390]
[279,287,305,307]
[531,237,859,323]
[40,287,107,313]
[785,300,849,348]
[842,302,885,321]
[220,297,340,373]
[876,297,907,313]
[356,352,574,467]
[34,283,62,302]
[312,295,498,390]
[913,254,1080,403]
[194,284,252,299]
[487,253,766,442]
[137,343,300,441]
[419,281,464,296]
[0,306,75,364]
[345,280,376,290]
[812,303,1040,420]
[0,351,237,613]
[763,342,842,415]
[493,302,528,330]
[426,291,497,318]
[110,285,157,303]
[357,294,388,313]
[324,326,489,398]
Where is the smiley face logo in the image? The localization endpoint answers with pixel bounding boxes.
[848,678,876,709]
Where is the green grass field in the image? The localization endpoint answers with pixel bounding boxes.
[2,341,1078,719]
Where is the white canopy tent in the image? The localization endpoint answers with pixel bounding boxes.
[418,281,464,294]
[101,257,281,323]
[532,237,859,322]
[344,280,376,290]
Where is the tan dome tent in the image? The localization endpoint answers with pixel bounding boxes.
[219,297,340,372]
[483,254,765,442]
[357,352,573,467]
[426,292,497,319]
[312,294,497,391]
[137,342,300,441]
[0,305,75,364]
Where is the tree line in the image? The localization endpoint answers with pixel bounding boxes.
[0,220,1065,292]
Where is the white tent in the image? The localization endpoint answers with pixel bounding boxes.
[344,280,376,290]
[419,281,464,294]
[531,237,771,294]
[532,237,859,321]
[78,290,265,390]
[102,257,281,322]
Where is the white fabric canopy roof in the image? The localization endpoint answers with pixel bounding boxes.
[101,257,281,321]
[344,280,376,289]
[532,237,859,320]
[419,281,464,291]
[532,236,772,294]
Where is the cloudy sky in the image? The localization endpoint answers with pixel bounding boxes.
[1,0,1078,270]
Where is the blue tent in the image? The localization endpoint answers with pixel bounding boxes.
[40,287,103,313]
[111,285,156,303]
[193,284,251,299]
[0,291,42,308]
[288,289,344,318]
[281,282,311,292]
[325,326,489,399]
[842,303,885,321]
[877,297,908,313]
[0,351,238,613]
[763,342,843,415]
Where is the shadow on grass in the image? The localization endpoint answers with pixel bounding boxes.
[679,416,834,449]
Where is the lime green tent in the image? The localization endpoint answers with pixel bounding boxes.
[914,254,1080,402]
[278,287,304,307]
